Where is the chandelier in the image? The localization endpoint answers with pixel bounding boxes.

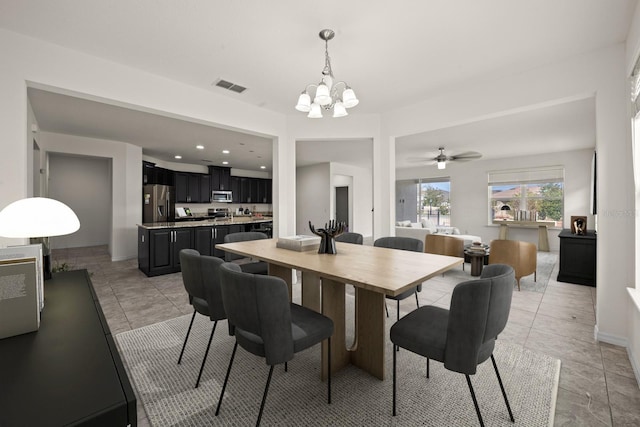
[295,29,359,118]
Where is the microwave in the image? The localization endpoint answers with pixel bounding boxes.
[212,190,233,203]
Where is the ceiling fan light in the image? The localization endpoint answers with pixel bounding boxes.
[342,88,359,108]
[314,83,332,106]
[437,160,446,170]
[332,101,348,118]
[307,103,323,118]
[295,93,311,112]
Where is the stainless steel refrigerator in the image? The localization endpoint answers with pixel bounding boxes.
[143,184,175,222]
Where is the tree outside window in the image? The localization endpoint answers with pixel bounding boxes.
[489,181,563,227]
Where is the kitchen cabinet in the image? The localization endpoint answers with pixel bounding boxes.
[138,227,193,276]
[210,166,231,191]
[199,174,211,203]
[557,229,596,286]
[230,176,272,204]
[176,172,204,203]
[143,162,174,186]
[194,224,244,258]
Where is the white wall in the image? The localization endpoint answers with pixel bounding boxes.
[626,4,640,383]
[331,162,373,240]
[37,132,140,261]
[296,163,330,235]
[396,148,594,251]
[48,153,111,249]
[384,44,632,344]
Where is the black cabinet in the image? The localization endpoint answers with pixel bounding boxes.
[557,229,597,286]
[193,226,214,256]
[0,270,136,427]
[176,172,204,203]
[139,227,193,276]
[213,224,244,257]
[256,178,272,204]
[143,162,174,186]
[210,166,231,191]
[200,174,211,203]
[231,176,242,203]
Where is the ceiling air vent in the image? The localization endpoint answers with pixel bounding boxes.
[214,79,247,94]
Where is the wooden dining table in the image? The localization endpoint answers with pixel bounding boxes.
[215,238,463,380]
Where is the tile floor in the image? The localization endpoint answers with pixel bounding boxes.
[51,245,640,426]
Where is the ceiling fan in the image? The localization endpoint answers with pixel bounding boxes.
[407,147,482,169]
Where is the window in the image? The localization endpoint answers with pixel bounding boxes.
[396,178,451,226]
[488,167,564,227]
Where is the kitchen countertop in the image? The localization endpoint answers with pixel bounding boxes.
[138,216,272,230]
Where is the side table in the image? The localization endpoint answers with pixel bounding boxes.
[465,250,488,277]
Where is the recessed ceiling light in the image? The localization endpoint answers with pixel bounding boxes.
[222,150,230,154]
[222,161,229,165]
[196,145,204,150]
[174,155,182,159]
[260,166,266,169]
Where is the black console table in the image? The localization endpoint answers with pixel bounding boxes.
[0,270,136,426]
[557,229,597,286]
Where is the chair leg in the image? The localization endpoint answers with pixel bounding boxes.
[426,358,429,378]
[215,341,238,416]
[516,278,521,291]
[397,300,400,322]
[491,355,515,422]
[256,365,275,427]
[392,344,397,416]
[385,302,389,318]
[284,362,287,372]
[465,374,485,427]
[327,337,332,404]
[195,320,217,388]
[415,291,420,309]
[177,310,196,364]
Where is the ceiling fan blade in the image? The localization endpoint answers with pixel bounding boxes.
[406,157,436,163]
[449,151,482,162]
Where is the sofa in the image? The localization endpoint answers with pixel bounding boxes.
[395,220,481,246]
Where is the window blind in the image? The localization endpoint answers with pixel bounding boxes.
[488,166,564,185]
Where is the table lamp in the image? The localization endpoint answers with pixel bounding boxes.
[0,197,80,279]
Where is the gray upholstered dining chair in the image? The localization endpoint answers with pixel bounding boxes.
[223,231,269,275]
[177,249,227,388]
[374,236,424,321]
[335,232,364,245]
[390,264,516,426]
[215,262,334,426]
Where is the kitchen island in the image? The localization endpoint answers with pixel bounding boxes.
[138,217,272,276]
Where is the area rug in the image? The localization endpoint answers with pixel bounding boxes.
[116,312,560,426]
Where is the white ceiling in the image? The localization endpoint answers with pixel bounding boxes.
[3,1,634,169]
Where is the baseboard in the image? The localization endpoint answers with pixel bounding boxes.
[111,255,134,262]
[628,346,640,387]
[594,325,628,347]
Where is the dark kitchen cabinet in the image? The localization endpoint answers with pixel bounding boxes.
[557,229,597,286]
[193,226,214,256]
[257,178,272,204]
[199,174,211,203]
[138,227,193,276]
[210,166,231,191]
[231,176,242,203]
[143,162,174,186]
[176,172,203,203]
[213,224,243,257]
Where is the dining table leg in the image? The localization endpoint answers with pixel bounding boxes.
[320,278,348,380]
[301,271,321,312]
[349,287,385,380]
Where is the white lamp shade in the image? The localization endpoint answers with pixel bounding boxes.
[332,101,348,118]
[342,88,359,108]
[314,83,332,106]
[0,197,80,238]
[437,160,446,170]
[295,93,311,112]
[307,103,323,118]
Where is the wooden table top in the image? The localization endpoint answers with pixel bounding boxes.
[216,239,463,297]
